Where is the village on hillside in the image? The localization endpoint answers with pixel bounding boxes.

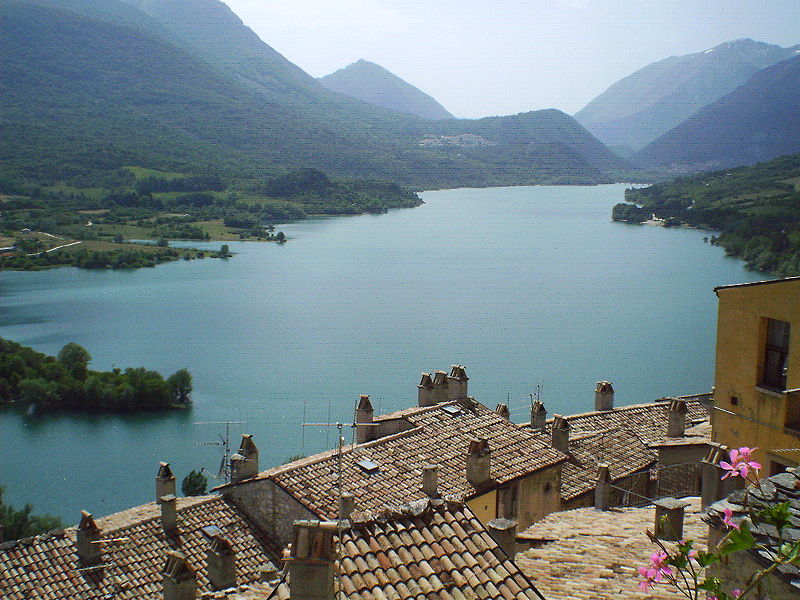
[2,277,799,599]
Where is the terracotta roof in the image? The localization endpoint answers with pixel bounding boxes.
[561,429,657,501]
[0,495,281,600]
[223,401,566,520]
[546,400,710,446]
[705,468,800,591]
[209,499,545,600]
[516,497,708,600]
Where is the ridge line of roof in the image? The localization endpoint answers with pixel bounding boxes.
[714,276,800,294]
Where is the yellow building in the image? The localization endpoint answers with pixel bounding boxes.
[712,277,800,473]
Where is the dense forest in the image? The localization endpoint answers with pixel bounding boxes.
[0,338,192,411]
[613,153,800,275]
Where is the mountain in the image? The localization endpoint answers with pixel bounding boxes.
[575,39,800,153]
[633,54,800,170]
[319,59,455,120]
[0,0,626,188]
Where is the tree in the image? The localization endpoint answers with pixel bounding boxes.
[181,470,207,496]
[276,231,286,243]
[57,342,91,381]
[0,487,62,540]
[219,244,230,257]
[167,368,193,405]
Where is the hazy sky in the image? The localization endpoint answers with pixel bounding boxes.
[223,0,799,119]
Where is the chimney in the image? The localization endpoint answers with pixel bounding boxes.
[466,438,492,486]
[431,371,449,404]
[76,510,102,566]
[287,520,338,600]
[446,365,469,401]
[156,462,176,504]
[653,497,690,541]
[231,434,259,483]
[487,518,517,559]
[701,443,743,506]
[495,403,510,420]
[206,534,236,591]
[551,415,570,453]
[161,494,178,534]
[338,492,355,521]
[422,464,439,497]
[594,463,611,511]
[594,381,614,411]
[417,373,435,407]
[530,400,547,430]
[666,398,688,437]
[355,395,374,444]
[163,551,196,600]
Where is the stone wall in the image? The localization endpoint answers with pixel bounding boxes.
[223,480,316,550]
[712,551,796,600]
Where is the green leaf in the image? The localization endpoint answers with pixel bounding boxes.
[718,524,755,555]
[698,577,722,592]
[695,551,720,568]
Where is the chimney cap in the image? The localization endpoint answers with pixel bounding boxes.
[595,381,614,393]
[163,551,195,580]
[552,414,570,430]
[160,494,176,503]
[418,373,434,388]
[532,400,546,412]
[449,365,469,381]
[357,394,374,411]
[668,398,688,413]
[468,438,490,456]
[157,462,175,480]
[78,510,100,532]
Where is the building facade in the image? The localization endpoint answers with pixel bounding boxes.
[712,277,800,473]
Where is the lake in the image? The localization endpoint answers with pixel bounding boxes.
[0,184,761,522]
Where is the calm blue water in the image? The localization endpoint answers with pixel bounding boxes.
[0,184,760,522]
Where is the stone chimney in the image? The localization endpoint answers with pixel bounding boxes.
[206,534,236,591]
[231,434,259,483]
[338,492,355,521]
[701,443,743,507]
[495,403,510,420]
[530,400,547,430]
[417,373,435,407]
[287,520,338,600]
[466,438,492,486]
[355,395,374,444]
[594,381,614,411]
[666,398,688,437]
[76,510,102,566]
[156,462,176,504]
[594,464,611,511]
[487,518,517,559]
[653,497,689,541]
[431,371,449,404]
[161,494,178,534]
[422,464,439,497]
[551,415,570,453]
[163,551,196,600]
[446,365,469,401]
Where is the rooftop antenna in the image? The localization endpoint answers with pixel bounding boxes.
[304,401,382,517]
[193,420,245,484]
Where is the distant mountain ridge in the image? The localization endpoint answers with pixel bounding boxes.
[319,59,454,120]
[633,54,800,170]
[1,0,627,189]
[575,39,800,153]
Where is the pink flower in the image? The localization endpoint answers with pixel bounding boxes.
[720,447,762,479]
[638,551,673,589]
[732,590,742,598]
[722,507,740,530]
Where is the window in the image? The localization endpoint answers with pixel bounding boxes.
[762,319,790,390]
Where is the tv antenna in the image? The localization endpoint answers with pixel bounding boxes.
[193,420,246,484]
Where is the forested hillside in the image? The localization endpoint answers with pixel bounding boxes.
[0,0,626,191]
[614,153,800,275]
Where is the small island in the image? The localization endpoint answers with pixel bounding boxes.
[0,338,192,411]
[0,167,422,272]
